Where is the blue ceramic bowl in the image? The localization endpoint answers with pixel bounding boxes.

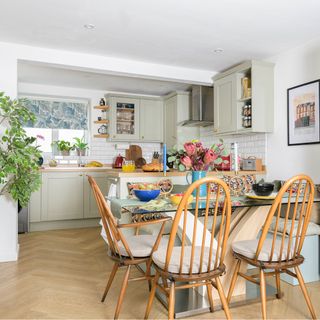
[133,189,160,202]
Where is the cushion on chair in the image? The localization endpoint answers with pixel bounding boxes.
[270,217,320,236]
[232,239,295,262]
[117,235,167,258]
[152,246,217,274]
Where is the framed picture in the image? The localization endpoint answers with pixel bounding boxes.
[287,80,320,146]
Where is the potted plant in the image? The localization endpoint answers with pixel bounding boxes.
[0,92,42,207]
[73,137,89,156]
[52,140,74,156]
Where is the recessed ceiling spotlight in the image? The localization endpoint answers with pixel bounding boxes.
[84,24,95,30]
[213,48,224,53]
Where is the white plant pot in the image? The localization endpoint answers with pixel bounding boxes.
[0,194,18,262]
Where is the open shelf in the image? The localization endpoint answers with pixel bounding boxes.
[117,108,134,112]
[94,120,109,124]
[117,119,134,123]
[93,134,109,138]
[238,96,252,102]
[94,105,109,110]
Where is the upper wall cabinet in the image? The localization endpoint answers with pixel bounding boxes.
[213,60,274,135]
[140,98,163,142]
[107,95,140,141]
[105,94,163,142]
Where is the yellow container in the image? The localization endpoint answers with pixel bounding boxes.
[170,194,194,206]
[122,161,135,172]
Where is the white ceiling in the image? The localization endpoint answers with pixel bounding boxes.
[2,0,320,71]
[18,62,191,95]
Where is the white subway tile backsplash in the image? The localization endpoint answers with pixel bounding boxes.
[200,128,267,164]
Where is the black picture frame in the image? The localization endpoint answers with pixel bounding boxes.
[287,79,320,146]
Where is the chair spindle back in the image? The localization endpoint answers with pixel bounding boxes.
[255,174,315,263]
[164,177,231,275]
[87,175,135,259]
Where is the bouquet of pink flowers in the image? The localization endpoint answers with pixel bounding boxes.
[168,140,227,171]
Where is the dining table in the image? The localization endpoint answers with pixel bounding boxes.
[109,191,320,318]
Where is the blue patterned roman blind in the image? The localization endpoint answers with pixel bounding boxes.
[24,98,88,130]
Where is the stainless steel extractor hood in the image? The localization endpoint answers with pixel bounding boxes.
[180,85,214,127]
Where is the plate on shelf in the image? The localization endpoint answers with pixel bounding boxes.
[245,192,278,200]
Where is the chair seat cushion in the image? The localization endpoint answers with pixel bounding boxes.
[152,246,217,274]
[270,217,320,236]
[117,235,167,258]
[232,239,295,262]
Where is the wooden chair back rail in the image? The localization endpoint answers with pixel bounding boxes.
[87,175,136,259]
[164,177,232,275]
[254,175,315,263]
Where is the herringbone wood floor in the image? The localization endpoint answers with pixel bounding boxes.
[0,227,319,319]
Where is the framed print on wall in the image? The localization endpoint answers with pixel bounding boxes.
[287,79,320,146]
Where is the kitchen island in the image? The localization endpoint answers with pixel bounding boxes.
[102,167,266,199]
[29,166,266,231]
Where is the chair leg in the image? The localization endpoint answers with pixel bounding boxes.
[168,281,175,320]
[216,277,232,320]
[144,271,160,320]
[206,283,214,312]
[275,270,282,299]
[114,265,131,320]
[227,259,241,304]
[294,266,317,319]
[145,260,152,291]
[101,262,119,302]
[260,268,267,320]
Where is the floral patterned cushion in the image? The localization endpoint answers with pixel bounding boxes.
[209,175,256,196]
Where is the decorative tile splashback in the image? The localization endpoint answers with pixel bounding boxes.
[200,126,267,164]
[25,98,88,130]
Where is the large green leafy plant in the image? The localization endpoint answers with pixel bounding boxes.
[0,92,41,206]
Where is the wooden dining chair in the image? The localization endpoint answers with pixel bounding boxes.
[87,175,171,319]
[227,174,317,319]
[144,176,232,320]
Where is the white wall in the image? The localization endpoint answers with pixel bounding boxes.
[18,82,161,163]
[0,40,215,262]
[1,41,214,85]
[0,46,18,262]
[266,37,320,182]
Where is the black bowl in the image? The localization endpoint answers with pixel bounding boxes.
[252,183,274,196]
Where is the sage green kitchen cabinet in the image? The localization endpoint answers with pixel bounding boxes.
[164,94,177,149]
[213,60,274,134]
[83,172,109,218]
[41,172,84,221]
[213,73,237,134]
[29,187,42,222]
[108,95,140,141]
[140,98,163,142]
[29,171,109,227]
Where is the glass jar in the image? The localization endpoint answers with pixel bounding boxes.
[122,160,136,172]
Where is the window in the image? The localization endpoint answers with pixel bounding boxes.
[22,96,89,154]
[24,127,53,153]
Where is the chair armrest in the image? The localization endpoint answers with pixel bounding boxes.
[117,215,172,228]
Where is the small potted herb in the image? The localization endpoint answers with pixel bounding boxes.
[52,140,74,156]
[73,137,89,156]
